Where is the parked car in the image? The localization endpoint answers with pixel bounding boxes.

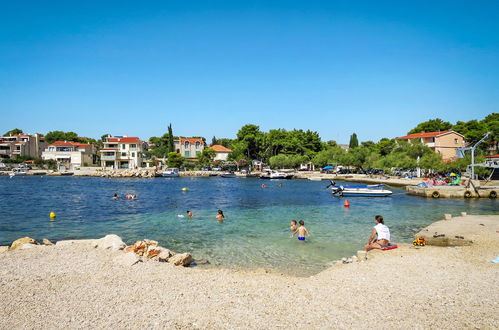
[201,166,212,171]
[212,167,221,171]
[0,162,10,170]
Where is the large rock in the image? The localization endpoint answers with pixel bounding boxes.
[168,253,193,266]
[42,238,54,246]
[95,234,126,251]
[113,252,141,267]
[10,237,37,250]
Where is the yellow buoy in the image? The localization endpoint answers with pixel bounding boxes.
[49,212,56,219]
[182,187,188,191]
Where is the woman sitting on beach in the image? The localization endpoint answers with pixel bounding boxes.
[365,215,390,252]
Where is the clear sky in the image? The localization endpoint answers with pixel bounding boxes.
[1,1,498,143]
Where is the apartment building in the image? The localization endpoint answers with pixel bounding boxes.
[42,141,95,170]
[396,130,466,161]
[0,134,47,160]
[100,136,144,168]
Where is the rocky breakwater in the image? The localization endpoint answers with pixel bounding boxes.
[1,234,194,267]
[89,169,158,178]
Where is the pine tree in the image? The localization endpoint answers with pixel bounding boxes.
[211,136,218,146]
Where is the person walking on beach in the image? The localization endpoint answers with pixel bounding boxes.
[365,215,390,251]
[216,209,225,221]
[296,220,309,241]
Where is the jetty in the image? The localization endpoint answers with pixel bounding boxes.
[406,183,498,199]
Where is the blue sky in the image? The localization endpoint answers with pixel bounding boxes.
[1,1,498,143]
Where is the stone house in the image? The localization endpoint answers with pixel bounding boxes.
[174,138,205,159]
[0,134,47,160]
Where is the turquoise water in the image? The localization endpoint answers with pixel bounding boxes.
[0,176,497,276]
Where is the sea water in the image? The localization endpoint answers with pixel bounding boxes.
[0,176,497,276]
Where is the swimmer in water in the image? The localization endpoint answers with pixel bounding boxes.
[290,220,297,237]
[216,209,225,221]
[296,220,310,241]
[113,193,118,200]
[187,210,193,218]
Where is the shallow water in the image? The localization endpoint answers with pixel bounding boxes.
[0,176,497,276]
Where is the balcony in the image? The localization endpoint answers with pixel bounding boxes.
[101,155,117,161]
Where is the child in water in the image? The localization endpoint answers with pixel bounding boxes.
[216,209,225,221]
[290,220,297,237]
[296,220,310,241]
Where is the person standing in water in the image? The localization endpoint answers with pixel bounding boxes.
[216,209,225,221]
[290,220,297,237]
[296,220,309,241]
[365,215,391,251]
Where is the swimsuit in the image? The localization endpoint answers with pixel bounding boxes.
[298,237,305,241]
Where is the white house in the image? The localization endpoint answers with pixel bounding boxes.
[42,141,95,170]
[210,145,232,161]
[100,136,144,169]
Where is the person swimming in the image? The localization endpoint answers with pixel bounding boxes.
[113,193,118,200]
[216,209,225,221]
[187,210,193,218]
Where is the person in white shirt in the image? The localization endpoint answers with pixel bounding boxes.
[365,215,391,252]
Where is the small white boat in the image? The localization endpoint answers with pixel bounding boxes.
[161,168,179,177]
[9,169,27,177]
[327,180,392,197]
[220,172,237,178]
[260,170,294,180]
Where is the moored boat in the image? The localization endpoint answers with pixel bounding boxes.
[220,172,237,178]
[161,168,179,177]
[260,170,294,180]
[326,180,393,197]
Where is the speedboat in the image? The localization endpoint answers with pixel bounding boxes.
[161,168,179,177]
[326,180,393,197]
[260,170,294,180]
[220,172,237,178]
[9,168,27,177]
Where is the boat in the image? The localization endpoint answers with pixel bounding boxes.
[260,170,294,180]
[326,180,393,197]
[220,172,237,178]
[9,170,27,177]
[161,168,179,177]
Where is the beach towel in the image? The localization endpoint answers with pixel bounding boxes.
[381,244,398,251]
[490,256,499,264]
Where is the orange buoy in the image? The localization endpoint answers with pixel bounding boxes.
[261,184,267,188]
[343,200,350,207]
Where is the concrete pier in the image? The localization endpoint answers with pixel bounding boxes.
[406,185,498,198]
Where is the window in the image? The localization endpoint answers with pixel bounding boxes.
[196,151,201,156]
[454,138,458,144]
[130,144,136,148]
[122,144,126,150]
[184,151,190,157]
[184,141,190,149]
[131,152,135,157]
[121,152,126,157]
[195,142,200,149]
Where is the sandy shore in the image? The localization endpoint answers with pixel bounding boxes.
[1,215,498,329]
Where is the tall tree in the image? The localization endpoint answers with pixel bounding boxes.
[407,118,453,134]
[211,136,218,146]
[3,128,23,136]
[167,123,174,153]
[349,133,359,149]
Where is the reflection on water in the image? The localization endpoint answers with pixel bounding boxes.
[0,176,497,276]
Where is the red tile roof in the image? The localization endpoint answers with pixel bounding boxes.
[50,141,89,148]
[180,138,204,144]
[397,131,457,140]
[107,137,140,143]
[486,154,499,158]
[210,145,232,152]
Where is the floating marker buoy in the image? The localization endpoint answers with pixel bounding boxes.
[261,184,266,188]
[49,212,56,219]
[343,200,350,207]
[182,187,188,191]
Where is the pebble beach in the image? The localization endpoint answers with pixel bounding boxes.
[1,214,498,329]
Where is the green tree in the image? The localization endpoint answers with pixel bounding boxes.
[211,136,218,146]
[236,124,264,159]
[167,123,174,153]
[198,148,216,166]
[349,133,359,149]
[166,152,184,168]
[3,128,23,136]
[45,131,80,144]
[408,118,453,134]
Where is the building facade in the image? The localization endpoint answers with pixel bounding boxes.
[100,136,144,169]
[210,144,232,161]
[42,141,95,170]
[174,138,205,159]
[0,134,47,160]
[396,130,466,161]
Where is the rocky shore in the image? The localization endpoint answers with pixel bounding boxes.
[1,214,498,328]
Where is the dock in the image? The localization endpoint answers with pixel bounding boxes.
[406,185,498,198]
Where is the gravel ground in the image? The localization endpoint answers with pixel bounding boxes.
[1,215,498,329]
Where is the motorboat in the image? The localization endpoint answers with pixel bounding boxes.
[9,168,27,177]
[220,172,237,178]
[161,168,179,177]
[326,180,393,197]
[260,170,294,180]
